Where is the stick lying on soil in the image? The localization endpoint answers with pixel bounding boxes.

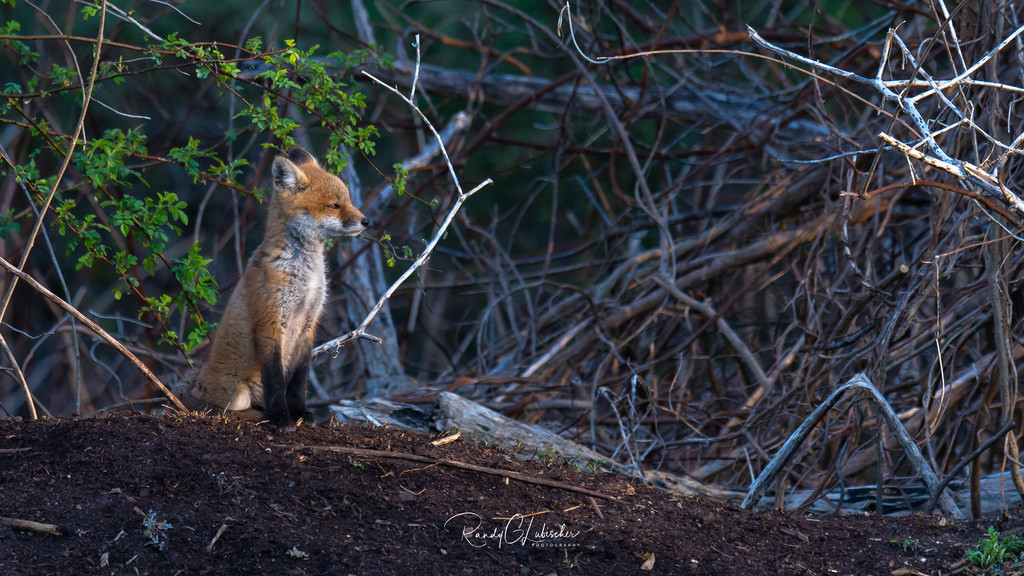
[1,516,62,535]
[272,442,618,501]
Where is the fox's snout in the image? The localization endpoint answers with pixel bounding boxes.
[342,216,370,237]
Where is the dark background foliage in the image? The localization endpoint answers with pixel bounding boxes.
[4,0,1024,516]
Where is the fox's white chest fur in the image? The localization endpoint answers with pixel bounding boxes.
[274,228,328,372]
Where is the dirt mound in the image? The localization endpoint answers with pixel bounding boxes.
[0,412,1011,574]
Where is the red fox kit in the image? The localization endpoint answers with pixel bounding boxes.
[186,146,367,429]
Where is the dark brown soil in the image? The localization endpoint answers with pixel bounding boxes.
[0,412,1016,575]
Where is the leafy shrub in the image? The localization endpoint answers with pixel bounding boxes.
[966,527,1024,570]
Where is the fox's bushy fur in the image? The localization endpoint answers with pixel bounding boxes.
[183,147,367,429]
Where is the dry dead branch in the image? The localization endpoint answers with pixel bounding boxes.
[742,374,960,518]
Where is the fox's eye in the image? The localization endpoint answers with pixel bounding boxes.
[328,203,341,210]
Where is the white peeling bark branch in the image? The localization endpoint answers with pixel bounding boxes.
[312,71,492,359]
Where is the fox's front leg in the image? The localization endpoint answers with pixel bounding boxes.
[259,343,293,429]
[248,279,295,430]
[285,321,317,425]
[286,355,313,425]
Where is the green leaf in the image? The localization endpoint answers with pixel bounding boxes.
[244,36,263,53]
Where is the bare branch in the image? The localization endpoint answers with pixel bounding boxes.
[0,255,184,412]
[313,177,490,357]
[742,374,961,518]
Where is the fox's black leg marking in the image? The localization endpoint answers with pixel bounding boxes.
[286,357,314,426]
[262,349,294,430]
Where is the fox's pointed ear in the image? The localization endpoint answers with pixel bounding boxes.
[272,155,309,193]
[286,146,318,167]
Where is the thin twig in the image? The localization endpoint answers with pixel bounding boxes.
[312,72,491,357]
[272,443,618,501]
[0,255,185,412]
[314,177,490,354]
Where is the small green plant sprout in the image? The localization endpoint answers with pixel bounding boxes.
[586,459,606,472]
[966,526,1024,569]
[348,456,365,470]
[141,509,172,551]
[888,537,919,552]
